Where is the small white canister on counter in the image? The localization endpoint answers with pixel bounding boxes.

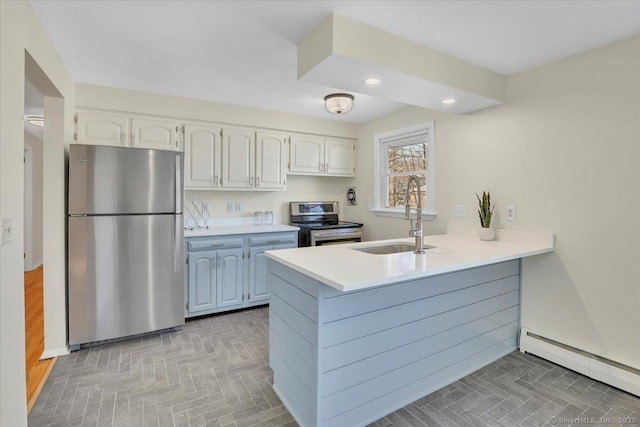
[254,211,263,225]
[264,211,274,225]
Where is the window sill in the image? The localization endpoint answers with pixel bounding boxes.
[371,209,437,221]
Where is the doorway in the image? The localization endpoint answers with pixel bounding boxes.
[23,76,54,413]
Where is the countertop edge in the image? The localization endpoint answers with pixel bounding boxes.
[265,233,554,292]
[185,224,299,237]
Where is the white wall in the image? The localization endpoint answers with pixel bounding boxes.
[0,1,74,425]
[75,83,359,220]
[349,35,640,370]
[23,131,43,268]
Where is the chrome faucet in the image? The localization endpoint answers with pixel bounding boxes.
[405,175,425,254]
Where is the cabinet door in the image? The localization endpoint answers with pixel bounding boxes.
[216,248,244,308]
[222,127,255,188]
[256,131,288,189]
[289,135,324,174]
[325,139,356,176]
[184,124,221,188]
[76,111,129,147]
[248,246,271,303]
[187,251,217,313]
[131,118,180,151]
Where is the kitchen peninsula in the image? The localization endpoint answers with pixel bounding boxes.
[265,224,554,427]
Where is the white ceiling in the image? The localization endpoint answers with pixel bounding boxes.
[30,1,640,123]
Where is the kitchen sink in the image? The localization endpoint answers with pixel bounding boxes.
[353,243,435,255]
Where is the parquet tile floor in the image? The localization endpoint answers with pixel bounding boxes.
[29,307,640,426]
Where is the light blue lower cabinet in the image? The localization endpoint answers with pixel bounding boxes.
[187,250,217,314]
[185,231,297,317]
[268,259,521,427]
[216,248,244,308]
[249,247,270,303]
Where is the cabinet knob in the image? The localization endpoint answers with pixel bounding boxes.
[256,177,260,187]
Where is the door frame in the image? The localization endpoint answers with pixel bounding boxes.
[23,146,33,271]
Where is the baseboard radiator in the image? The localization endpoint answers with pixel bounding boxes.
[520,329,640,397]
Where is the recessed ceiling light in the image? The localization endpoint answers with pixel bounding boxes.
[441,98,456,105]
[25,115,44,127]
[365,78,381,85]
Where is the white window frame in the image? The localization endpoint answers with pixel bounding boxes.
[372,121,436,220]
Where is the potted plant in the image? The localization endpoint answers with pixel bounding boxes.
[476,191,496,241]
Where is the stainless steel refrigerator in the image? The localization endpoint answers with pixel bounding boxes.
[68,144,184,348]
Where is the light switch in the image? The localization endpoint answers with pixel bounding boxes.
[235,202,242,212]
[226,202,234,213]
[2,217,13,245]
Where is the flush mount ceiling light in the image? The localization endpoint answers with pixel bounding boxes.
[25,115,44,127]
[441,98,456,105]
[324,93,354,114]
[365,78,381,85]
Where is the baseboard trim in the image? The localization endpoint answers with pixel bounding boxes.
[520,328,640,397]
[41,346,69,359]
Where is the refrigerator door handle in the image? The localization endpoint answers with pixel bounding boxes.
[175,154,182,214]
[174,215,182,273]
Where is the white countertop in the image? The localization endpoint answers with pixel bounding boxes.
[265,224,554,292]
[185,223,299,237]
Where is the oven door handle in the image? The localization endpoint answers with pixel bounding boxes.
[313,231,362,237]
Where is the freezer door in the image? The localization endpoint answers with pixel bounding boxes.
[68,215,185,346]
[69,144,183,215]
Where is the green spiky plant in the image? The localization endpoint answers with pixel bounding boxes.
[476,191,495,228]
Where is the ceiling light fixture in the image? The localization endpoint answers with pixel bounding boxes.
[441,98,456,105]
[324,93,354,114]
[25,115,44,127]
[365,78,381,85]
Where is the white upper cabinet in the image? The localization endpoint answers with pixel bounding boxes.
[131,118,180,151]
[75,110,182,151]
[184,127,289,191]
[184,124,222,189]
[290,135,356,177]
[222,127,255,188]
[75,108,356,187]
[325,138,356,176]
[289,135,324,174]
[75,111,129,147]
[256,131,288,189]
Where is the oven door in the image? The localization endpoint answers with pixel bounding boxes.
[310,229,363,246]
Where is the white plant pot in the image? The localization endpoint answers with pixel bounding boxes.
[477,227,496,241]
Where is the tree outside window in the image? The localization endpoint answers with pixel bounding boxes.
[373,121,435,218]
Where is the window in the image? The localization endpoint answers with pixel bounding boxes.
[373,121,435,219]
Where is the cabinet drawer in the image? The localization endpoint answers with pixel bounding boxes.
[249,232,297,247]
[186,237,243,251]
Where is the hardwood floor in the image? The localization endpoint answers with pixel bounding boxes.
[24,265,56,413]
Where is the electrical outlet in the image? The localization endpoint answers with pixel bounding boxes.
[235,202,242,212]
[505,205,516,221]
[2,217,13,245]
[455,205,467,218]
[226,202,234,213]
[367,202,373,212]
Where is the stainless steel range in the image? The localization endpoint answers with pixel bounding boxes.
[290,201,364,247]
